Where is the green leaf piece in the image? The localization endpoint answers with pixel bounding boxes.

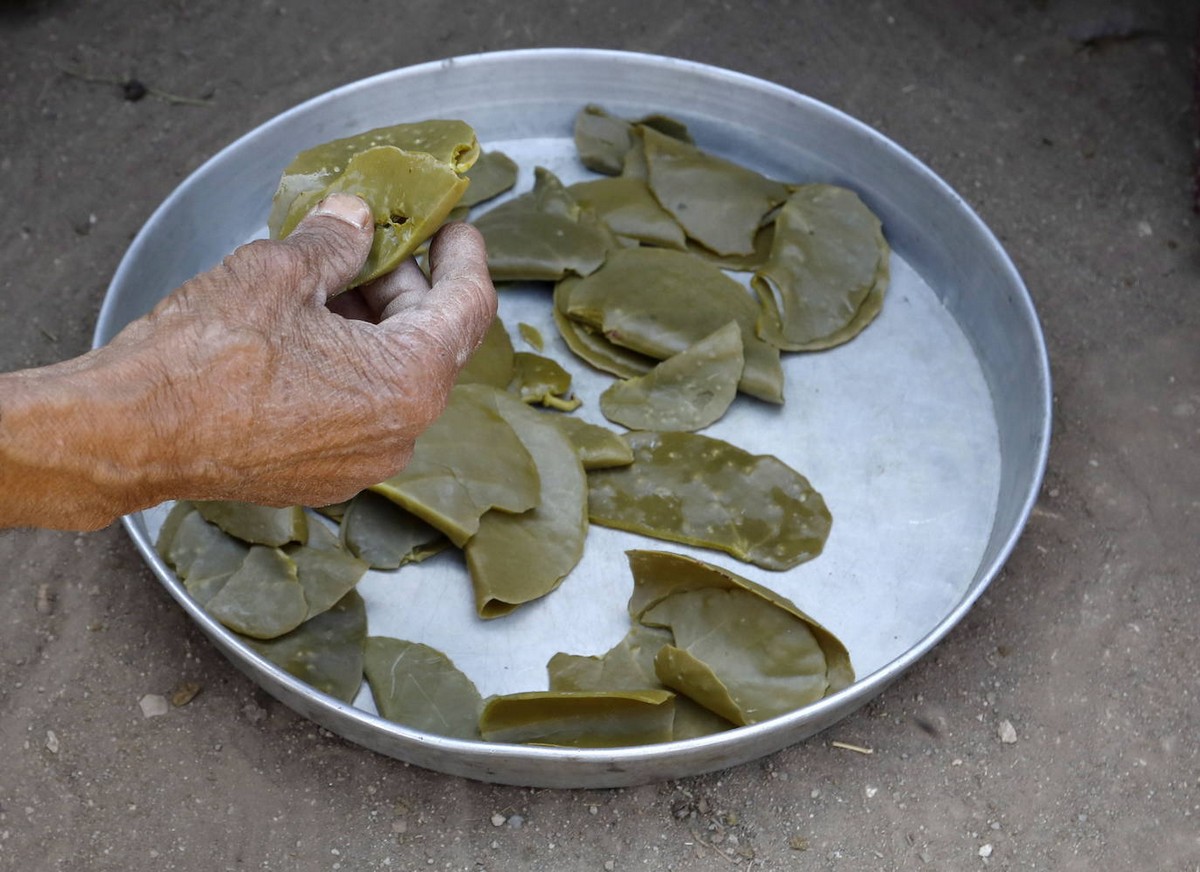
[645,589,832,725]
[456,316,516,389]
[242,590,368,703]
[509,351,581,411]
[567,176,687,250]
[565,247,783,404]
[339,489,446,570]
[599,321,744,432]
[370,384,540,547]
[549,415,634,470]
[363,637,483,740]
[204,545,309,640]
[282,520,368,619]
[626,550,854,694]
[752,184,890,350]
[464,390,588,618]
[157,503,250,606]
[548,625,733,740]
[587,432,831,571]
[192,501,308,547]
[478,689,676,748]
[642,126,789,257]
[517,322,544,352]
[267,120,479,287]
[473,167,615,281]
[553,277,657,380]
[573,104,693,176]
[459,149,518,207]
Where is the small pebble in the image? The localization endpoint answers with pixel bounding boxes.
[979,843,993,858]
[507,814,525,830]
[44,730,59,753]
[139,694,169,718]
[998,720,1017,744]
[490,813,506,827]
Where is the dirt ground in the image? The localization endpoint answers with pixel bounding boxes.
[2,1,1198,869]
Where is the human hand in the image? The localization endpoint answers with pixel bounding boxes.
[0,193,496,529]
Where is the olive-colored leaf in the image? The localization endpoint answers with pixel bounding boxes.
[625,549,854,693]
[645,588,831,725]
[204,545,309,640]
[192,501,308,547]
[242,590,367,703]
[267,120,479,287]
[459,149,518,207]
[573,104,693,176]
[587,432,831,571]
[565,247,783,404]
[752,184,890,350]
[509,351,581,411]
[599,321,744,432]
[363,637,483,740]
[553,277,657,380]
[473,167,614,281]
[456,316,515,389]
[464,390,588,618]
[516,322,544,353]
[548,624,733,740]
[282,520,369,619]
[479,689,676,747]
[567,176,687,250]
[339,489,447,571]
[157,503,250,606]
[370,384,540,547]
[549,415,634,470]
[642,126,789,257]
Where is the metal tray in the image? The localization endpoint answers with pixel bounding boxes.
[94,49,1051,788]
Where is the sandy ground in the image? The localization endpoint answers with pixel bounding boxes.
[2,1,1198,869]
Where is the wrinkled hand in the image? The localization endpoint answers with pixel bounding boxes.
[94,193,496,512]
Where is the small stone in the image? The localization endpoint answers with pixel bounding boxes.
[139,694,169,718]
[490,813,506,827]
[44,730,59,753]
[589,804,598,815]
[35,584,55,615]
[242,702,267,723]
[998,720,1017,744]
[171,682,202,707]
[865,786,878,798]
[979,843,993,858]
[507,814,525,830]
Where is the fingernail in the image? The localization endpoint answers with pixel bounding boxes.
[311,193,372,230]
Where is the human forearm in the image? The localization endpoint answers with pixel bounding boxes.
[0,349,188,530]
[0,196,496,533]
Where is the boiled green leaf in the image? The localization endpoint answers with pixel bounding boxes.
[192,501,308,547]
[626,549,854,692]
[243,590,367,703]
[479,689,675,747]
[587,432,831,571]
[363,637,483,740]
[204,545,308,640]
[549,415,634,470]
[599,320,744,432]
[268,120,479,287]
[464,389,588,618]
[370,383,540,547]
[565,247,783,404]
[339,489,446,570]
[752,184,889,350]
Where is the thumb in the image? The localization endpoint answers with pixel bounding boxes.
[278,193,375,303]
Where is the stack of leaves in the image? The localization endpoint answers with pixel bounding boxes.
[358,550,853,747]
